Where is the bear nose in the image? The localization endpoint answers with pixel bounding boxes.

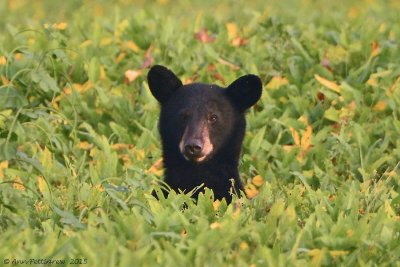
[184,141,203,156]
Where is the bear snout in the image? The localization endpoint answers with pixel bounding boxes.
[179,126,214,163]
[184,140,203,156]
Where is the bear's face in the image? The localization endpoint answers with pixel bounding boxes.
[148,65,262,163]
[163,84,236,162]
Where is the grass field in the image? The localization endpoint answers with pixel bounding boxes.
[1,0,400,266]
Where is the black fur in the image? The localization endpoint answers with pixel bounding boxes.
[148,65,262,203]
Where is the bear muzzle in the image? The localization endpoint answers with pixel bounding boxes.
[179,126,213,163]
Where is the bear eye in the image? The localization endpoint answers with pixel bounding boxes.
[208,114,218,124]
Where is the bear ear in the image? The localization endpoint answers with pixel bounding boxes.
[147,65,183,104]
[225,74,262,112]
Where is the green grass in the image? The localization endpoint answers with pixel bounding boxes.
[0,0,399,266]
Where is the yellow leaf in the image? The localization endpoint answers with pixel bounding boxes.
[298,115,308,125]
[115,19,129,39]
[232,207,241,219]
[100,65,107,80]
[146,158,164,176]
[14,53,22,61]
[252,175,264,187]
[93,184,104,192]
[210,222,222,229]
[100,37,113,46]
[346,229,354,237]
[111,143,130,150]
[80,40,93,48]
[125,41,140,53]
[245,184,259,199]
[213,200,221,210]
[314,74,341,93]
[34,201,47,213]
[290,127,301,146]
[384,200,396,218]
[286,205,297,221]
[38,176,47,194]
[373,100,387,111]
[79,141,93,150]
[135,149,145,160]
[226,22,238,39]
[0,56,6,65]
[44,22,68,30]
[387,77,400,96]
[55,22,68,30]
[13,176,25,191]
[300,125,312,151]
[348,7,359,19]
[240,241,249,250]
[28,38,35,45]
[282,145,295,152]
[379,23,387,33]
[231,36,248,47]
[115,52,126,64]
[371,41,380,57]
[266,76,289,90]
[125,69,142,83]
[1,75,9,85]
[70,81,93,94]
[308,249,324,266]
[330,250,349,257]
[0,161,9,179]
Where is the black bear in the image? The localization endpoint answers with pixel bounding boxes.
[147,65,262,203]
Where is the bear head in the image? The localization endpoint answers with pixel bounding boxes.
[148,65,262,163]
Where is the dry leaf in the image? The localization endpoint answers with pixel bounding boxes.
[1,75,9,85]
[252,175,264,187]
[373,100,387,111]
[308,249,324,266]
[213,200,221,210]
[231,36,248,47]
[115,52,126,64]
[239,241,249,250]
[245,184,259,199]
[0,56,6,65]
[330,250,350,257]
[13,176,25,191]
[314,74,341,93]
[371,41,380,57]
[80,40,93,48]
[226,22,238,39]
[70,81,93,94]
[0,161,8,179]
[79,141,93,150]
[125,40,140,53]
[266,76,289,90]
[100,37,113,46]
[290,127,301,146]
[93,184,105,192]
[217,58,240,70]
[210,222,222,229]
[124,70,142,84]
[140,46,153,69]
[181,228,187,237]
[194,28,216,43]
[44,22,67,30]
[111,143,131,150]
[146,158,164,176]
